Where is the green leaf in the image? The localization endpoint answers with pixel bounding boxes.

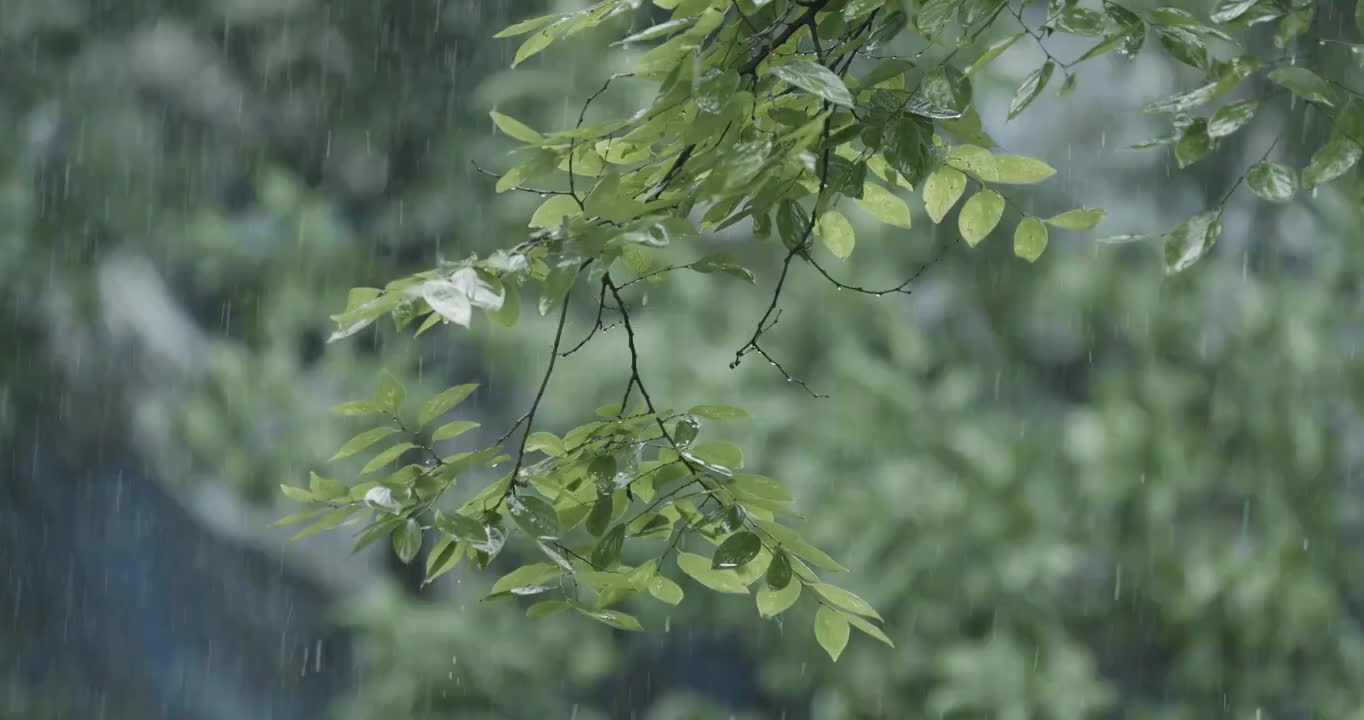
[332,400,380,417]
[677,552,750,594]
[916,0,962,35]
[1246,161,1298,202]
[507,494,560,540]
[495,13,560,38]
[689,441,744,472]
[423,536,464,585]
[279,484,316,503]
[290,506,361,542]
[853,182,912,229]
[1210,0,1260,23]
[1207,99,1259,138]
[308,472,347,500]
[586,494,613,537]
[687,404,749,420]
[957,190,1005,246]
[376,370,405,414]
[491,563,560,595]
[391,518,422,564]
[529,195,581,229]
[843,612,895,648]
[432,420,480,441]
[1141,81,1220,115]
[648,575,685,605]
[512,26,558,67]
[592,525,626,567]
[418,383,478,427]
[766,550,794,589]
[814,606,851,661]
[331,428,398,460]
[771,60,854,107]
[588,455,618,488]
[1008,61,1055,120]
[573,605,643,631]
[524,431,566,457]
[1267,67,1336,107]
[691,254,757,283]
[1013,218,1048,263]
[612,17,695,45]
[946,144,998,181]
[1174,118,1214,169]
[812,583,883,621]
[992,155,1056,184]
[815,210,856,259]
[1155,27,1208,70]
[756,576,802,617]
[1163,211,1222,274]
[923,166,967,223]
[435,509,488,541]
[1046,208,1105,230]
[360,442,417,474]
[489,111,543,144]
[731,474,794,502]
[713,531,763,569]
[1301,138,1362,187]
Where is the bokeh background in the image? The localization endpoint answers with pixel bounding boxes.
[4,0,1364,718]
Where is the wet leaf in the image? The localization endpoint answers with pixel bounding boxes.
[771,60,855,107]
[573,605,643,631]
[1207,99,1259,138]
[816,210,856,259]
[391,518,422,564]
[766,549,794,589]
[1163,211,1222,274]
[592,525,626,567]
[1268,67,1336,107]
[957,190,1005,246]
[814,606,851,661]
[529,195,582,229]
[648,575,685,605]
[1013,218,1048,262]
[853,182,912,228]
[1008,62,1055,119]
[756,575,802,617]
[418,383,478,427]
[812,583,883,621]
[432,420,480,442]
[1047,208,1106,230]
[1301,138,1362,187]
[844,612,895,647]
[677,552,750,593]
[489,111,543,144]
[993,155,1056,184]
[508,494,560,540]
[1246,161,1297,202]
[713,531,763,569]
[923,166,967,223]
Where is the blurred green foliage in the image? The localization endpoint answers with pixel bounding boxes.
[5,0,1364,718]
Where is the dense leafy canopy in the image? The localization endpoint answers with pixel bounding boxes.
[278,0,1364,661]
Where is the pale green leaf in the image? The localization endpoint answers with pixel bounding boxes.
[1247,161,1298,202]
[677,552,750,594]
[756,577,802,617]
[1268,67,1336,107]
[648,575,685,605]
[360,442,417,474]
[923,166,967,223]
[432,420,480,441]
[489,111,543,144]
[529,195,582,228]
[812,583,883,621]
[1009,61,1055,119]
[853,182,912,228]
[1013,217,1048,262]
[957,190,1005,246]
[814,606,851,661]
[816,210,856,259]
[687,404,749,420]
[1046,208,1106,230]
[992,155,1056,184]
[771,60,855,107]
[418,383,478,427]
[330,426,399,462]
[843,612,895,647]
[1301,138,1362,187]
